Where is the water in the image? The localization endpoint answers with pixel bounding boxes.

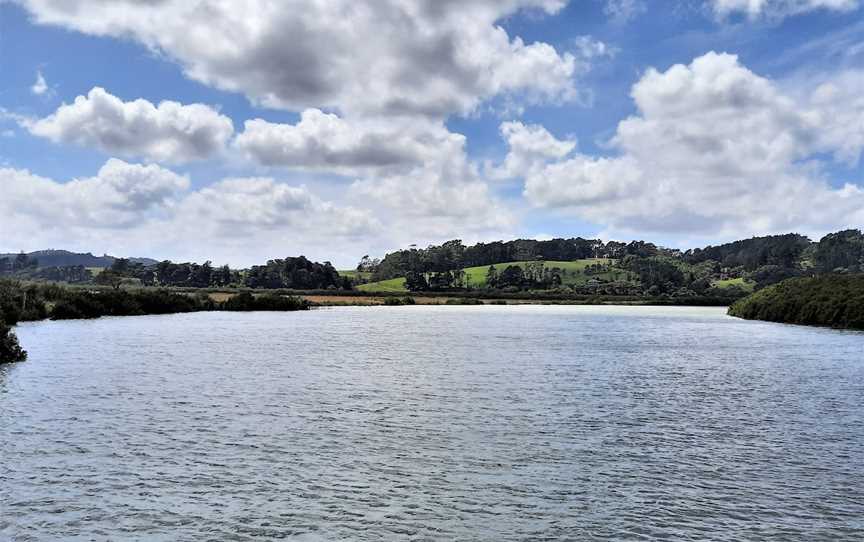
[1,306,863,541]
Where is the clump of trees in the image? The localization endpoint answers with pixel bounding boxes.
[729,274,864,329]
[220,292,309,311]
[0,253,39,274]
[50,290,310,320]
[0,318,26,363]
[0,279,311,323]
[485,263,562,290]
[372,238,668,283]
[684,234,811,271]
[246,256,349,290]
[814,230,864,273]
[356,255,381,274]
[91,255,349,290]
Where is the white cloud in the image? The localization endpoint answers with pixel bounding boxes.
[174,177,381,240]
[0,158,189,229]
[25,87,234,163]
[234,109,515,241]
[712,0,860,18]
[488,121,577,179]
[348,131,517,239]
[519,52,864,238]
[30,70,50,96]
[235,111,457,173]
[0,160,381,266]
[17,0,581,118]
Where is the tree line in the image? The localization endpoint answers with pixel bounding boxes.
[361,229,864,295]
[729,274,864,329]
[0,279,312,363]
[91,256,351,290]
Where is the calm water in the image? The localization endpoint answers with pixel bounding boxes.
[1,306,863,541]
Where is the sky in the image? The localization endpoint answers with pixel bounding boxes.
[1,0,863,268]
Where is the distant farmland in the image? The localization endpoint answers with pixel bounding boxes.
[357,259,631,293]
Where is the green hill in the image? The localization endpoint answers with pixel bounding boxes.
[357,277,408,292]
[358,259,631,293]
[338,270,373,281]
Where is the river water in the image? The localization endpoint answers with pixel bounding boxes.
[2,306,863,540]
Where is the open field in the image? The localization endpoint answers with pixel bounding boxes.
[463,259,629,287]
[357,277,408,292]
[357,259,631,292]
[712,277,756,292]
[338,270,372,281]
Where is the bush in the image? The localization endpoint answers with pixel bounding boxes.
[445,298,484,305]
[0,319,26,363]
[729,274,864,329]
[220,292,309,311]
[383,296,416,306]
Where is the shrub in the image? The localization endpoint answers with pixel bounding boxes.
[0,319,26,363]
[445,298,484,305]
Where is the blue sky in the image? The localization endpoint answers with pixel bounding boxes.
[1,0,863,267]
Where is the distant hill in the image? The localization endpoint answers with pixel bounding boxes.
[0,250,157,269]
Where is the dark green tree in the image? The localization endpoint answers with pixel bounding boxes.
[0,318,26,363]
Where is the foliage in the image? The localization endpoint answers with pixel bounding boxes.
[356,255,381,274]
[0,318,27,363]
[444,298,484,305]
[382,296,416,306]
[684,234,811,271]
[245,256,349,290]
[729,275,864,329]
[619,256,686,293]
[814,230,864,272]
[747,265,801,290]
[220,292,309,311]
[372,238,664,282]
[51,289,204,320]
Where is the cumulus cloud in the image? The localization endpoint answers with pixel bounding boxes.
[712,0,860,18]
[235,111,459,173]
[518,52,864,238]
[0,158,189,229]
[234,109,514,239]
[0,160,381,266]
[489,121,577,180]
[25,87,234,163]
[17,0,581,117]
[348,130,517,239]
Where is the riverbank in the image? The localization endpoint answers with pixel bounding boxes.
[0,281,310,363]
[298,292,735,306]
[728,274,864,330]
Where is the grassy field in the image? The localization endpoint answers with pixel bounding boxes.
[338,270,373,281]
[358,259,632,292]
[357,277,408,292]
[712,277,755,292]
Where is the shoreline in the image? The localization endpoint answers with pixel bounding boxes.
[299,294,729,307]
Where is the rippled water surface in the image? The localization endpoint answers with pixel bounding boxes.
[2,306,863,540]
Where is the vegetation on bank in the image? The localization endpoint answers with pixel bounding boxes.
[0,318,27,363]
[3,228,862,303]
[728,275,864,330]
[0,280,310,363]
